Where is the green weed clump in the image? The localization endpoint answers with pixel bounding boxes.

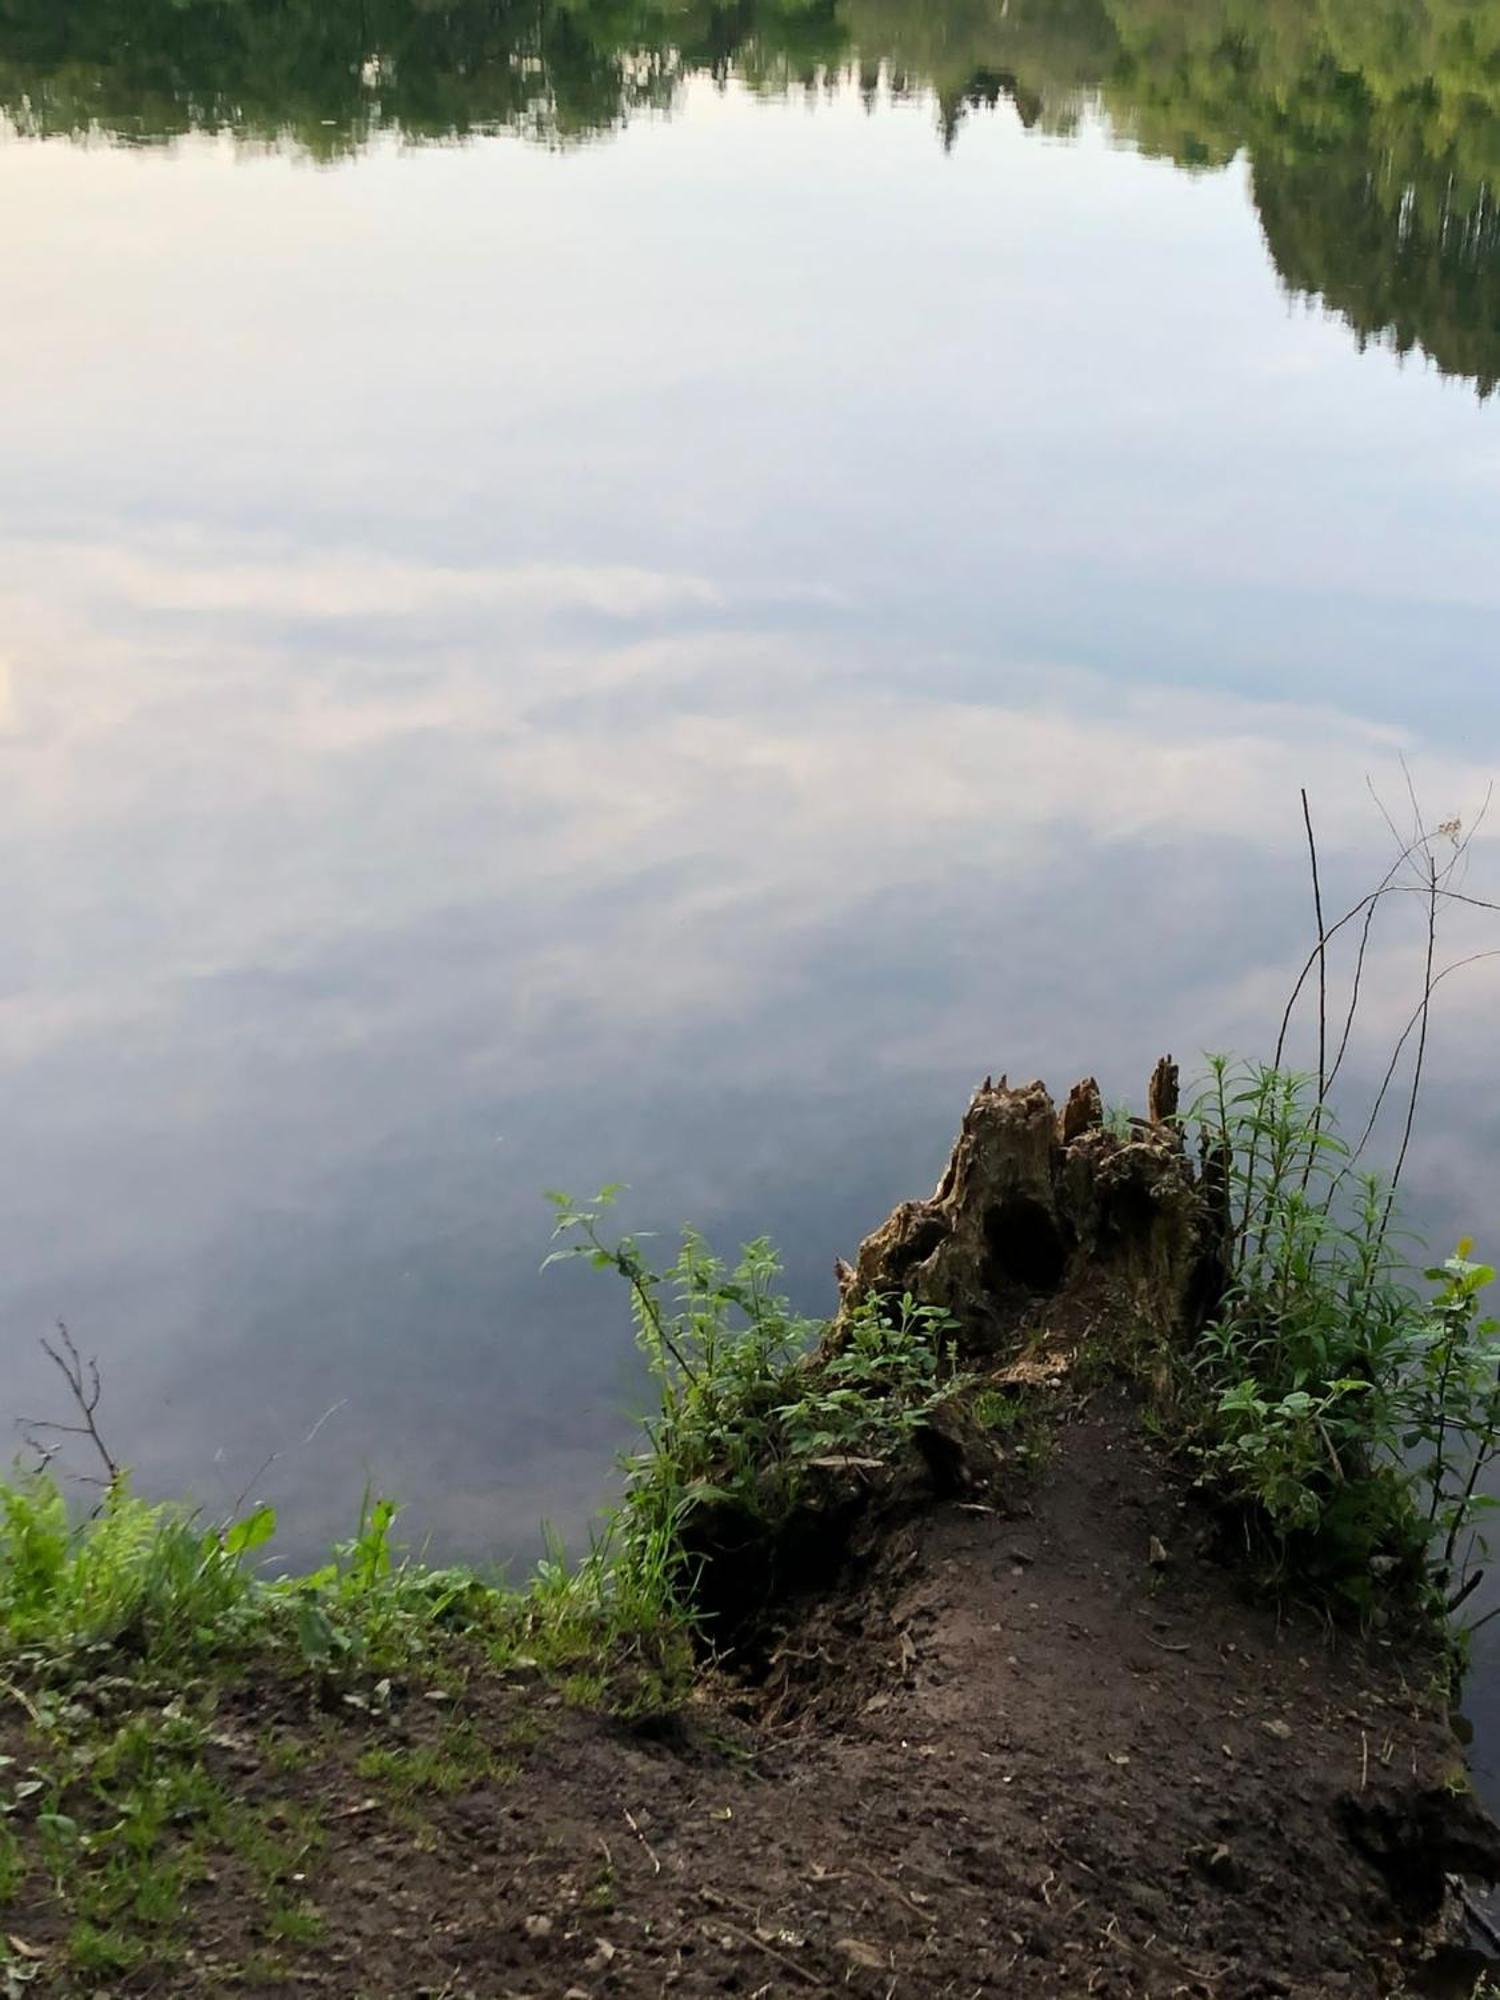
[1184,1058,1500,1620]
[544,1190,966,1629]
[0,1476,497,1690]
[0,1477,262,1668]
[271,1494,496,1678]
[0,1483,571,1990]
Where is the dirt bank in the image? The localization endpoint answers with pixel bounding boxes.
[6,1071,1499,1996]
[8,1383,1493,1998]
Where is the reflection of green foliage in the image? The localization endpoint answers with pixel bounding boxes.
[1255,151,1500,398]
[0,0,1498,390]
[1090,0,1500,394]
[0,0,847,156]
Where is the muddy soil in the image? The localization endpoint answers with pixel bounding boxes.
[13,1389,1493,2000]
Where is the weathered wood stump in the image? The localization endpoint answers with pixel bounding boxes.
[688,1063,1226,1655]
[835,1059,1224,1361]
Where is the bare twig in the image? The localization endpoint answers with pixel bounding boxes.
[1275,781,1495,1086]
[1400,754,1428,864]
[224,1399,349,1523]
[709,1921,824,1987]
[1446,1568,1485,1614]
[1301,789,1328,1107]
[16,1324,120,1487]
[1393,883,1500,915]
[1271,778,1497,1239]
[1273,843,1430,1072]
[1324,840,1435,1094]
[624,1806,662,1876]
[1367,774,1421,883]
[0,1676,44,1727]
[1382,847,1440,1226]
[1346,951,1500,1174]
[855,1859,931,1922]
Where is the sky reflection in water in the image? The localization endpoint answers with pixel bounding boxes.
[0,81,1497,1613]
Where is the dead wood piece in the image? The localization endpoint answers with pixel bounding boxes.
[836,1060,1218,1363]
[1147,1055,1181,1126]
[1059,1077,1104,1145]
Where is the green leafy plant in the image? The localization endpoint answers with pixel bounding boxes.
[1187,1059,1500,1617]
[544,1189,963,1630]
[272,1492,488,1677]
[1399,1245,1500,1615]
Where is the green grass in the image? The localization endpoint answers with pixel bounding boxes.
[67,1920,148,1978]
[353,1722,507,1800]
[970,1383,1055,1470]
[226,1800,325,1889]
[584,1855,617,1912]
[257,1727,316,1776]
[0,1197,996,1738]
[230,1950,291,1986]
[0,1822,24,1901]
[264,1900,326,1946]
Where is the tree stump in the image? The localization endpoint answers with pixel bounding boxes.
[835,1061,1224,1362]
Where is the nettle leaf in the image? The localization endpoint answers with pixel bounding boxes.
[223,1503,277,1558]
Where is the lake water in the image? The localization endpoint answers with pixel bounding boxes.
[3,0,1500,1749]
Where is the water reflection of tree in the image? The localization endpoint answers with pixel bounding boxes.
[1,0,1498,394]
[1256,156,1500,398]
[1093,0,1500,397]
[0,0,848,153]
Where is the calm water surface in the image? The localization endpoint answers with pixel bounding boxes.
[3,0,1500,1748]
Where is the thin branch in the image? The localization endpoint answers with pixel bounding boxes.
[15,1324,120,1486]
[1302,789,1328,1105]
[1276,862,1496,1084]
[1366,775,1423,884]
[1451,780,1495,895]
[1346,950,1500,1175]
[1383,849,1440,1223]
[1393,884,1500,915]
[1400,753,1427,858]
[1324,889,1380,1096]
[223,1399,349,1523]
[1274,839,1431,1071]
[1324,836,1434,1094]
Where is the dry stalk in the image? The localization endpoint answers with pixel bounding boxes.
[16,1322,120,1488]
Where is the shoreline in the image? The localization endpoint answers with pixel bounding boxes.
[4,1068,1499,1997]
[3,1377,1492,1997]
